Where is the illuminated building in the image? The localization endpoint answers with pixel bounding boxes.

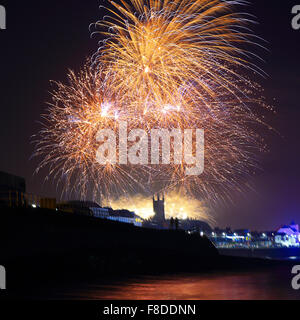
[40,198,57,210]
[105,208,143,227]
[57,200,143,227]
[275,222,300,247]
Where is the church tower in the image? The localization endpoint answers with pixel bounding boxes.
[152,193,165,222]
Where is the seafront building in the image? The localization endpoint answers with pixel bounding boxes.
[275,223,300,247]
[57,200,143,227]
[207,222,300,248]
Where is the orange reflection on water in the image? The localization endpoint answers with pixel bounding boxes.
[62,268,299,300]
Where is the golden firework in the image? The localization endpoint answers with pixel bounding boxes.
[95,0,263,116]
[35,0,273,209]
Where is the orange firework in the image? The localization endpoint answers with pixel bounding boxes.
[94,0,264,116]
[35,0,273,207]
[35,62,152,198]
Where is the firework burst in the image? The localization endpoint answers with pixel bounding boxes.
[94,0,264,115]
[34,62,151,198]
[35,0,273,208]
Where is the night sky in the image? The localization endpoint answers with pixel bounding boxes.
[0,0,299,230]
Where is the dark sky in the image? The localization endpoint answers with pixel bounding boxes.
[0,0,299,230]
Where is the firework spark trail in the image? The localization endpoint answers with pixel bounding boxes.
[34,62,153,199]
[94,0,265,115]
[35,0,273,211]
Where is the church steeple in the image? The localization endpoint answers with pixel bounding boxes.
[153,193,165,222]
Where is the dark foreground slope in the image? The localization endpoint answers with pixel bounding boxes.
[1,207,218,287]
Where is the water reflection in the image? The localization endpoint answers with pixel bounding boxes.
[58,267,299,300]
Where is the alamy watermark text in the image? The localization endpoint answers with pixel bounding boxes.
[96,121,205,176]
[292,5,300,30]
[0,265,6,289]
[0,5,6,30]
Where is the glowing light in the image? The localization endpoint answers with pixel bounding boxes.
[101,102,111,117]
[144,66,150,73]
[106,191,213,222]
